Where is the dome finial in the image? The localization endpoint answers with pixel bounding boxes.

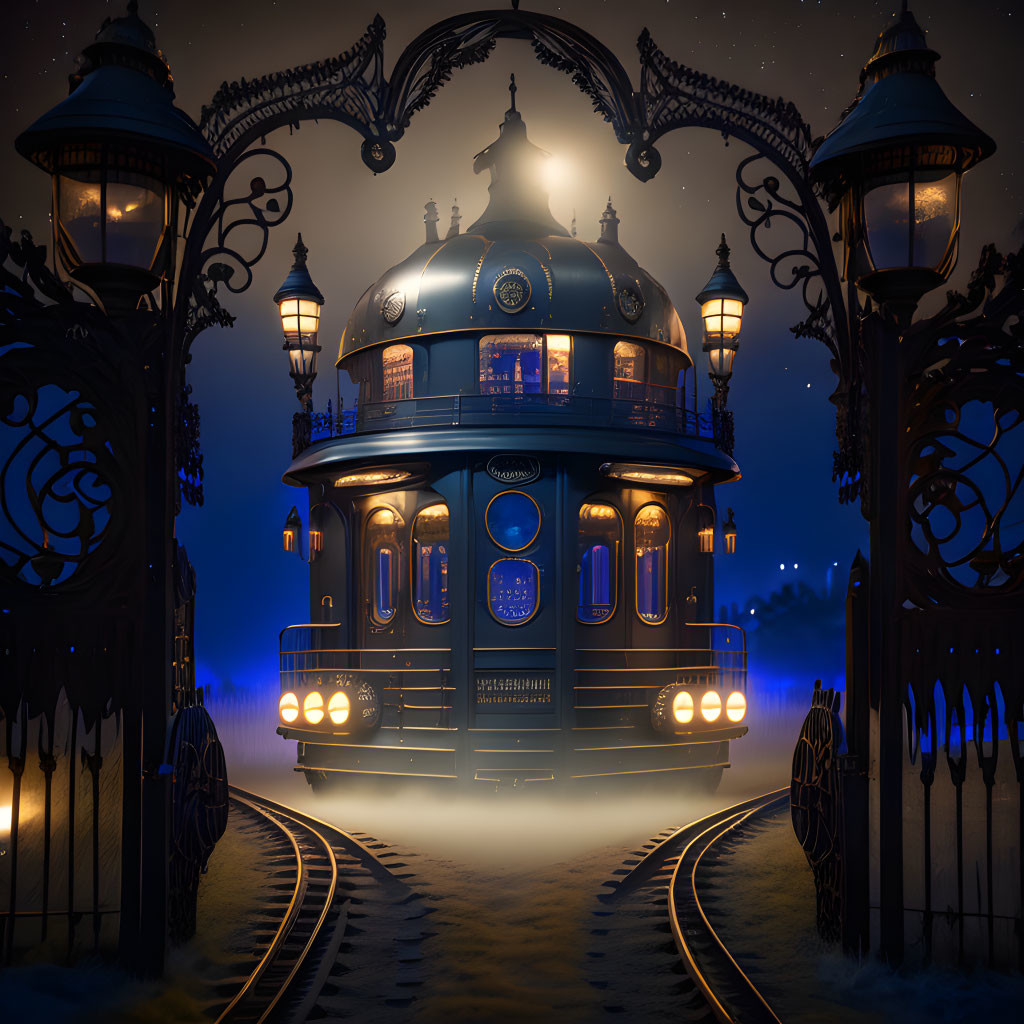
[599,197,619,245]
[716,233,731,268]
[292,233,308,267]
[509,73,517,114]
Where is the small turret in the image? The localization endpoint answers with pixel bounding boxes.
[446,199,461,239]
[424,199,440,243]
[598,197,619,245]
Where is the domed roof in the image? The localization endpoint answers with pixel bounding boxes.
[338,83,689,364]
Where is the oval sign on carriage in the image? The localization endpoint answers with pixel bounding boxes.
[486,454,540,486]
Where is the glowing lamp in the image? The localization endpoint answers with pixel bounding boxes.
[726,691,747,723]
[283,506,301,554]
[274,234,325,408]
[279,691,299,724]
[15,3,215,312]
[673,690,694,725]
[334,468,411,489]
[309,529,323,555]
[701,689,722,723]
[695,235,748,395]
[600,463,694,487]
[697,505,715,555]
[810,7,994,321]
[328,690,350,726]
[303,690,324,725]
[723,508,737,555]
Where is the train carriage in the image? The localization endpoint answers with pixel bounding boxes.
[275,85,749,789]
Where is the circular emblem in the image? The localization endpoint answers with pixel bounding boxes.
[493,267,532,314]
[487,454,541,486]
[617,282,645,324]
[380,289,405,325]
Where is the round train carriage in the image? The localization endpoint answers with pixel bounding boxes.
[275,84,749,789]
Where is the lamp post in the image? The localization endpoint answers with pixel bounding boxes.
[274,234,325,410]
[696,234,748,411]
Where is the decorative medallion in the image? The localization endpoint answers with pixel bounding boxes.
[617,281,645,323]
[487,454,541,486]
[380,289,405,325]
[493,267,532,314]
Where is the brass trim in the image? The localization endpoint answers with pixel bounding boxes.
[634,501,671,626]
[296,766,457,779]
[570,761,730,780]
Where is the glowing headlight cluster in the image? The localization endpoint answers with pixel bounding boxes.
[280,689,352,727]
[279,692,299,723]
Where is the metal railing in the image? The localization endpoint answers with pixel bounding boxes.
[306,393,724,447]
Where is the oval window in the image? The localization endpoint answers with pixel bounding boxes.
[635,505,669,625]
[366,507,404,625]
[485,490,541,551]
[487,558,540,626]
[412,503,450,624]
[578,503,621,624]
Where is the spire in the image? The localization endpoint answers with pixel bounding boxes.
[598,197,619,245]
[445,199,461,239]
[292,232,308,268]
[715,233,730,269]
[424,199,439,243]
[465,77,569,239]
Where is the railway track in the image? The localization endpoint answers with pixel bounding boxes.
[589,788,789,1023]
[212,785,431,1023]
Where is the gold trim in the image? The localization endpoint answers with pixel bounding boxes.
[296,766,458,779]
[409,501,451,626]
[569,761,730,780]
[471,239,493,304]
[485,557,541,626]
[419,240,450,277]
[484,490,542,552]
[472,748,555,754]
[576,501,623,625]
[634,502,670,626]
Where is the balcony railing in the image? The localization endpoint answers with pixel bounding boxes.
[302,393,730,450]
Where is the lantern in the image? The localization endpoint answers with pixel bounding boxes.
[697,504,715,554]
[723,507,737,554]
[695,235,748,402]
[810,7,994,321]
[283,506,301,554]
[274,234,325,408]
[15,3,215,313]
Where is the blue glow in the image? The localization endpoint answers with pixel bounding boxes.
[579,543,612,622]
[488,558,539,624]
[487,491,540,551]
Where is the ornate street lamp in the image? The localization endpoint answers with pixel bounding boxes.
[274,234,325,411]
[14,2,215,313]
[810,4,994,323]
[696,234,748,409]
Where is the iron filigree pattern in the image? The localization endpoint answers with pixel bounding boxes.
[901,244,1024,608]
[176,384,204,510]
[791,680,846,944]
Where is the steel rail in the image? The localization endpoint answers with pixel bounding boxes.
[214,784,397,1024]
[668,791,789,1024]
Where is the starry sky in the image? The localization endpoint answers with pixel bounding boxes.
[1,0,1021,695]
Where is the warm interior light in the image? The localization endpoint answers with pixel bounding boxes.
[673,690,694,725]
[726,691,747,723]
[334,469,411,488]
[701,689,722,723]
[602,463,694,487]
[328,690,350,726]
[303,690,325,725]
[701,297,744,339]
[309,529,323,554]
[698,526,715,554]
[279,691,299,723]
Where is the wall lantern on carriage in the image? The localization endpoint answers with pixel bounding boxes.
[282,505,322,561]
[809,6,994,325]
[697,504,716,554]
[695,234,748,410]
[274,233,325,411]
[14,2,216,313]
[723,507,737,554]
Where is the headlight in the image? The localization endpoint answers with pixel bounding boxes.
[672,690,694,724]
[303,690,325,725]
[328,690,350,725]
[279,691,299,724]
[700,690,722,723]
[726,691,746,723]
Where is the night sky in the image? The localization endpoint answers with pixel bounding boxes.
[2,0,1021,697]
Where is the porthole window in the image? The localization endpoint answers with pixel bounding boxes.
[488,558,540,626]
[366,507,404,625]
[412,503,450,624]
[382,343,414,400]
[578,503,621,624]
[635,505,670,625]
[485,490,541,551]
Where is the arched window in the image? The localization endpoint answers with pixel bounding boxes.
[366,507,404,625]
[411,503,450,624]
[382,344,414,400]
[577,503,621,624]
[487,558,540,625]
[635,505,670,625]
[613,341,646,401]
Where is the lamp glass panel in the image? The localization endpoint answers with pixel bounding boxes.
[577,502,620,624]
[701,298,742,341]
[104,172,165,269]
[546,334,571,395]
[58,171,103,265]
[863,177,911,270]
[366,508,404,626]
[912,170,958,269]
[412,503,450,624]
[706,346,736,379]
